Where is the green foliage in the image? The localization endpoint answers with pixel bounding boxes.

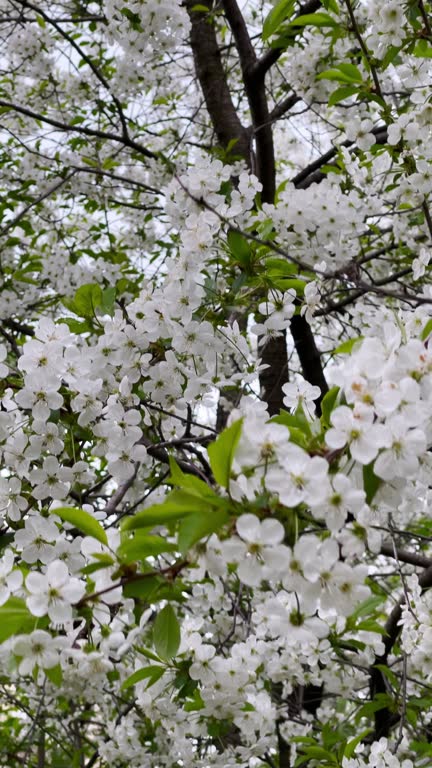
[122,665,165,690]
[121,494,205,530]
[62,283,103,319]
[122,460,231,554]
[207,418,243,489]
[413,38,432,58]
[45,664,63,687]
[227,230,252,271]
[362,462,382,504]
[53,507,108,545]
[288,12,338,28]
[262,0,295,40]
[328,85,359,106]
[123,575,164,601]
[117,532,177,563]
[0,598,43,643]
[421,317,432,340]
[153,604,181,660]
[321,0,339,12]
[355,693,395,722]
[168,457,213,496]
[318,63,363,84]
[271,405,313,448]
[177,504,229,554]
[320,386,340,430]
[332,336,364,355]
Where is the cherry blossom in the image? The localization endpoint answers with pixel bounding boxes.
[0,0,429,763]
[26,560,84,624]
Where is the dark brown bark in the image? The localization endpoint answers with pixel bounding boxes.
[290,314,328,413]
[222,0,275,202]
[259,334,289,416]
[186,1,250,160]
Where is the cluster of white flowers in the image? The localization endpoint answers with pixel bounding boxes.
[0,0,431,764]
[105,0,190,56]
[258,179,369,269]
[366,1,409,57]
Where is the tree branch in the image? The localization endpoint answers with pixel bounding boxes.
[222,0,275,203]
[0,100,157,160]
[380,542,432,569]
[292,126,387,190]
[184,1,251,159]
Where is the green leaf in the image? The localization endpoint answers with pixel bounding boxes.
[322,0,339,12]
[268,275,306,295]
[53,507,108,546]
[101,286,116,315]
[16,219,34,236]
[262,0,295,40]
[318,69,354,83]
[344,729,373,759]
[291,736,319,746]
[45,664,63,687]
[421,318,432,340]
[92,552,115,564]
[271,406,312,438]
[117,532,176,563]
[335,63,363,81]
[320,386,340,429]
[0,598,42,642]
[177,505,229,554]
[380,44,401,69]
[413,38,432,58]
[328,85,359,106]
[411,741,432,756]
[227,230,252,268]
[81,561,114,576]
[409,696,432,709]
[68,283,103,319]
[362,462,382,504]
[153,604,181,660]
[355,693,394,721]
[288,12,337,28]
[356,619,386,634]
[0,533,14,553]
[184,688,205,711]
[207,419,243,489]
[349,594,386,621]
[121,490,210,531]
[121,665,165,690]
[332,336,364,355]
[57,317,93,334]
[168,457,215,497]
[123,576,163,600]
[318,63,362,83]
[264,257,298,276]
[137,646,163,663]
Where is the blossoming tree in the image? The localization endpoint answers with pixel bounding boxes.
[0,0,431,765]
